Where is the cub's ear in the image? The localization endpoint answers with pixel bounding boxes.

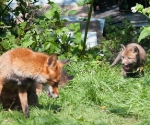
[67,75,74,81]
[57,59,70,68]
[59,59,70,65]
[59,69,74,86]
[121,44,125,51]
[47,54,57,66]
[132,46,139,53]
[61,69,74,81]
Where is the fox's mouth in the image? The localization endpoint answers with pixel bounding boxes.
[123,64,132,72]
[46,91,59,98]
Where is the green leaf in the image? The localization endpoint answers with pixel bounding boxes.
[22,39,34,47]
[17,28,22,36]
[138,26,150,42]
[77,0,91,6]
[62,27,69,32]
[0,21,4,25]
[1,41,10,49]
[67,10,77,15]
[61,33,67,43]
[74,23,81,31]
[44,42,51,50]
[69,23,75,30]
[49,33,57,41]
[74,32,82,43]
[142,8,147,15]
[56,28,62,35]
[44,10,54,19]
[135,3,144,12]
[20,22,27,29]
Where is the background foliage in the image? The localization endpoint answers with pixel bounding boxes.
[0,0,84,60]
[0,0,150,63]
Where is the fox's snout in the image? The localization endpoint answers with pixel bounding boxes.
[49,92,59,98]
[122,63,129,66]
[44,85,59,98]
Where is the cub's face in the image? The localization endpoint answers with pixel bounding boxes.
[121,45,139,72]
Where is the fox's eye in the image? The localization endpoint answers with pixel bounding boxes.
[122,56,124,59]
[128,57,131,59]
[53,82,59,87]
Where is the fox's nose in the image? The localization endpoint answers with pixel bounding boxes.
[51,91,59,98]
[122,62,128,66]
[123,63,129,66]
[54,94,59,98]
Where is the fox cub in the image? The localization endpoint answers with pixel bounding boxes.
[0,48,70,117]
[111,43,146,77]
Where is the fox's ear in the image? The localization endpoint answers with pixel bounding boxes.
[121,44,125,51]
[47,54,57,66]
[132,46,139,53]
[67,75,74,81]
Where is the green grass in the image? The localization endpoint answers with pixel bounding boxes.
[0,61,150,125]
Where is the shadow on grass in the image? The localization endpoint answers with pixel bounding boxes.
[37,104,62,114]
[109,107,137,118]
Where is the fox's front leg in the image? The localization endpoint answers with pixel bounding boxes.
[18,87,30,118]
[0,84,3,102]
[0,84,3,95]
[0,79,4,100]
[122,68,127,78]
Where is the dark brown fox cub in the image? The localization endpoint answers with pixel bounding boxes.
[111,43,146,77]
[0,48,73,117]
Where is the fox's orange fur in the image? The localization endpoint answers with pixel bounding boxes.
[0,69,74,110]
[0,48,70,117]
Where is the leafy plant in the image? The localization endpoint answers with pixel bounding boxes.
[77,0,94,55]
[0,1,84,59]
[132,3,150,42]
[100,18,139,62]
[0,0,103,61]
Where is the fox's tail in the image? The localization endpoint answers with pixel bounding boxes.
[111,52,122,67]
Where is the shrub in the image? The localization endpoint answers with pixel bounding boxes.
[0,1,84,60]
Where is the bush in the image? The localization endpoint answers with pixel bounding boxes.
[100,18,139,62]
[0,1,85,60]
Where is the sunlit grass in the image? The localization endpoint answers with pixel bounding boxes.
[0,61,150,125]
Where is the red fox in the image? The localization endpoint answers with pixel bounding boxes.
[0,48,70,117]
[0,68,74,111]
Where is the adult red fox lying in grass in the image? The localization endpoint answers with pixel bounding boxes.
[0,48,70,117]
[111,43,146,77]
